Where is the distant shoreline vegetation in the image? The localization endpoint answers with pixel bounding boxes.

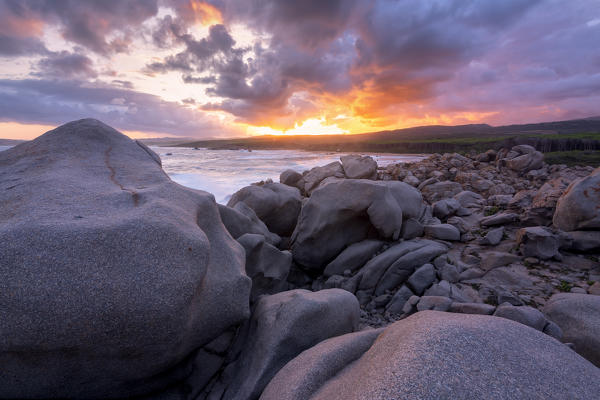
[174,117,600,161]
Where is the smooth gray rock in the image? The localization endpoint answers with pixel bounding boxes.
[438,263,460,283]
[352,239,448,298]
[424,223,461,241]
[493,305,547,331]
[503,145,544,172]
[218,202,281,246]
[479,251,521,271]
[424,280,452,297]
[543,320,563,341]
[516,226,560,260]
[259,329,382,400]
[565,230,600,251]
[553,167,600,231]
[261,311,600,400]
[385,285,415,315]
[432,198,461,219]
[416,296,452,311]
[279,169,303,188]
[401,217,424,239]
[480,212,519,227]
[237,233,292,300]
[291,180,422,271]
[480,226,504,246]
[303,161,345,194]
[543,293,600,367]
[323,240,384,277]
[0,119,251,399]
[340,154,377,179]
[449,302,495,315]
[217,289,359,400]
[228,182,302,237]
[454,190,484,208]
[421,180,463,202]
[406,263,436,295]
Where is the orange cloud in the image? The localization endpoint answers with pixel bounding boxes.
[189,1,223,26]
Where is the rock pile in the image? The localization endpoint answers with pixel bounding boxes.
[2,119,599,399]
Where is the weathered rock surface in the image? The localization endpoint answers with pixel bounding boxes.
[323,239,384,277]
[424,223,461,241]
[213,289,359,400]
[340,154,377,179]
[502,144,544,172]
[516,226,560,260]
[218,202,281,246]
[543,293,600,367]
[421,180,463,202]
[553,167,600,231]
[291,180,422,271]
[303,161,345,194]
[228,182,302,236]
[279,169,303,188]
[0,119,251,399]
[351,239,448,298]
[261,311,600,400]
[237,233,292,300]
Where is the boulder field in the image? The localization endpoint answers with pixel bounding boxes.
[1,119,599,399]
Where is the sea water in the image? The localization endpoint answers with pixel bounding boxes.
[154,147,425,203]
[0,145,425,203]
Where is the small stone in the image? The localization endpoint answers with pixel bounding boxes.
[424,224,461,241]
[449,302,496,315]
[406,264,436,295]
[543,321,563,340]
[589,282,600,295]
[439,263,460,283]
[570,287,587,294]
[494,304,547,331]
[524,257,539,265]
[416,296,453,312]
[480,227,504,246]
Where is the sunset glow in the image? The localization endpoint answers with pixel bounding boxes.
[0,1,598,139]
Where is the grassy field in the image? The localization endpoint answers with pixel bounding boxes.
[544,151,600,167]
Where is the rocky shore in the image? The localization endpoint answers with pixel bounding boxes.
[1,119,600,399]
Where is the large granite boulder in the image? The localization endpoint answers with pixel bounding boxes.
[553,167,600,231]
[340,154,377,179]
[261,311,600,400]
[302,161,345,194]
[291,180,423,271]
[543,293,600,367]
[0,119,251,398]
[228,182,302,236]
[210,289,359,400]
[502,144,544,172]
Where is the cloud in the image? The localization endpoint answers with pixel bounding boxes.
[0,79,239,137]
[35,51,98,78]
[0,0,159,55]
[0,0,599,135]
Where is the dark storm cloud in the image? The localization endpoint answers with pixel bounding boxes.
[0,0,159,55]
[216,0,359,49]
[0,34,48,56]
[36,51,97,78]
[0,79,236,137]
[145,23,237,74]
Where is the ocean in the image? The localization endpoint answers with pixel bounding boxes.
[0,145,425,203]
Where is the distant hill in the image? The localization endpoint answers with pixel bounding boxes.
[177,116,600,154]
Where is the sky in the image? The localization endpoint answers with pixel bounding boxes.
[0,0,599,139]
